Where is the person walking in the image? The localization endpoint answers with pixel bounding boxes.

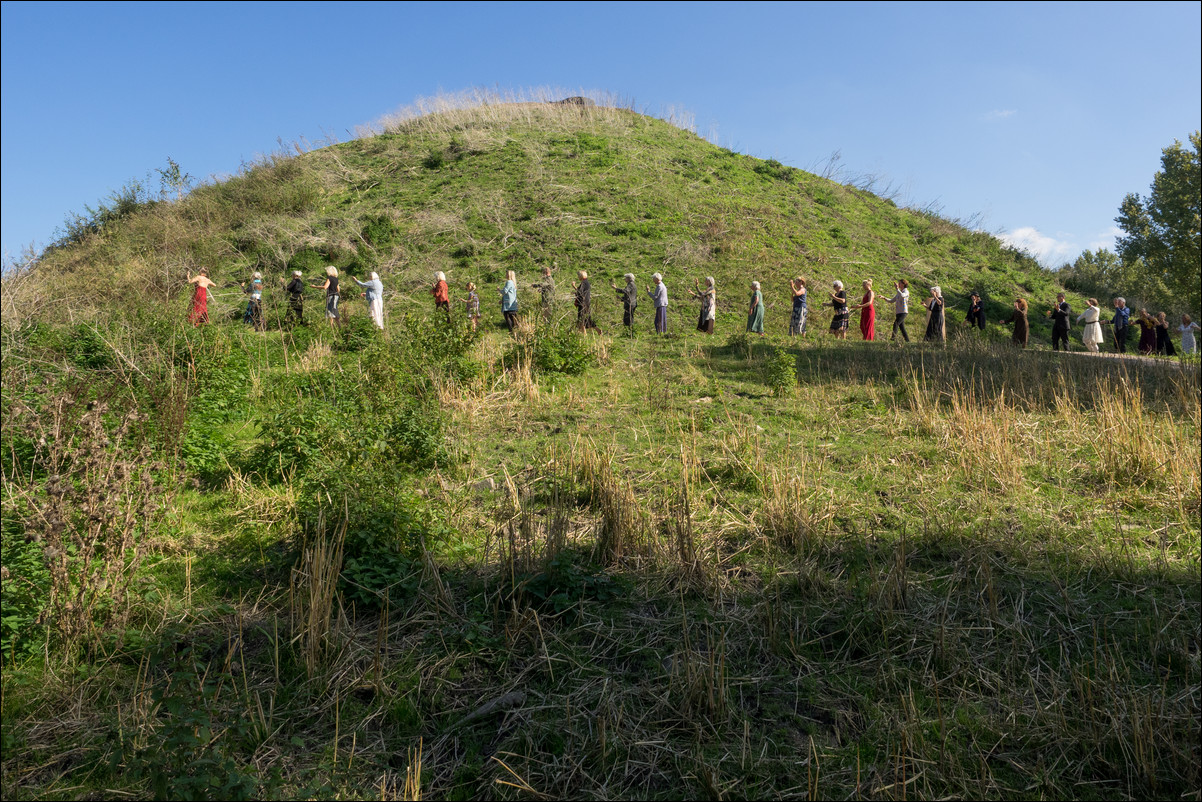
[1100,297,1131,352]
[889,279,910,342]
[241,271,264,330]
[1001,298,1029,347]
[967,293,986,330]
[463,282,480,332]
[852,278,876,341]
[573,270,600,332]
[923,286,945,343]
[355,271,385,330]
[691,276,716,334]
[1178,314,1201,355]
[613,273,638,330]
[186,269,216,326]
[431,271,451,324]
[311,266,341,328]
[1077,298,1104,353]
[647,273,668,334]
[788,277,808,337]
[535,264,557,322]
[1134,309,1157,355]
[284,270,305,328]
[746,281,765,335]
[1048,292,1071,351]
[828,280,849,339]
[500,270,519,332]
[1154,312,1176,356]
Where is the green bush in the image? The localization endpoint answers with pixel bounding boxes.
[766,348,798,397]
[0,519,50,662]
[361,215,399,249]
[523,324,595,376]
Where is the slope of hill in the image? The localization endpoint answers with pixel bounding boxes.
[10,99,1068,333]
[1,98,1198,801]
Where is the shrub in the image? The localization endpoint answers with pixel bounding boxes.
[766,348,798,397]
[524,324,595,376]
[361,215,399,249]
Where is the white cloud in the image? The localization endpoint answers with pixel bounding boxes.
[983,109,1017,121]
[998,227,1078,266]
[1087,226,1122,253]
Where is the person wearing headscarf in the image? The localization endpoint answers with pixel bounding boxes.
[186,269,215,326]
[500,270,519,332]
[612,273,639,329]
[310,266,340,327]
[354,271,385,330]
[1001,298,1029,347]
[746,281,765,335]
[431,271,450,323]
[828,280,849,339]
[1077,298,1104,353]
[851,278,875,340]
[923,286,945,343]
[241,271,264,330]
[646,273,668,334]
[889,279,910,342]
[573,270,600,332]
[691,276,716,334]
[284,270,305,328]
[788,277,808,337]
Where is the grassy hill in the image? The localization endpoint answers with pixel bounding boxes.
[1,98,1198,800]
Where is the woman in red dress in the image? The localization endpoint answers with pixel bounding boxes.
[187,269,216,325]
[852,278,876,340]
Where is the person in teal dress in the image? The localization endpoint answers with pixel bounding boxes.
[747,281,765,335]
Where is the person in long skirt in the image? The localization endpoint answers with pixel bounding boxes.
[923,286,945,343]
[187,269,216,326]
[354,271,385,330]
[500,270,519,332]
[1134,309,1157,354]
[691,276,716,334]
[647,273,668,334]
[573,270,600,332]
[431,271,451,324]
[1077,298,1104,353]
[889,279,910,342]
[828,280,849,339]
[613,273,638,329]
[1001,298,1029,347]
[851,279,875,340]
[311,266,341,328]
[746,281,765,335]
[284,270,305,328]
[1178,315,1201,354]
[788,277,808,336]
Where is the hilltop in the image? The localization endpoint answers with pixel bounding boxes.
[1,98,1197,801]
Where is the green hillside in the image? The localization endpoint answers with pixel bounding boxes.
[1,100,1198,801]
[15,101,1068,333]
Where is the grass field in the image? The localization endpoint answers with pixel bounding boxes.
[1,96,1199,800]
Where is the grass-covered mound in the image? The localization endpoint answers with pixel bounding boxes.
[2,96,1199,800]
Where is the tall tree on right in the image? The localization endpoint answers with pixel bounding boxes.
[1115,131,1201,313]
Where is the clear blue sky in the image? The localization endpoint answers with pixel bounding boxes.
[3,1,1199,266]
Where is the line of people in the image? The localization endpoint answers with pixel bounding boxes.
[187,267,1202,356]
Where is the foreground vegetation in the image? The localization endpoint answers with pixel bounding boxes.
[2,95,1199,800]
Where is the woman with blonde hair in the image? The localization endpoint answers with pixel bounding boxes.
[691,276,716,334]
[186,268,216,326]
[1001,297,1029,347]
[500,270,519,332]
[850,278,875,340]
[923,286,945,343]
[1178,314,1201,354]
[1077,298,1104,353]
[310,266,340,327]
[788,277,807,336]
[431,271,450,323]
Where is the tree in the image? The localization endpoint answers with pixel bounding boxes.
[1060,248,1167,311]
[1115,132,1201,312]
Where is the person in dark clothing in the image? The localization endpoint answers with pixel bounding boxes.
[1048,292,1071,351]
[1100,297,1131,352]
[573,270,600,332]
[284,270,306,328]
[612,273,638,329]
[1001,298,1030,347]
[1155,312,1176,356]
[966,293,986,330]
